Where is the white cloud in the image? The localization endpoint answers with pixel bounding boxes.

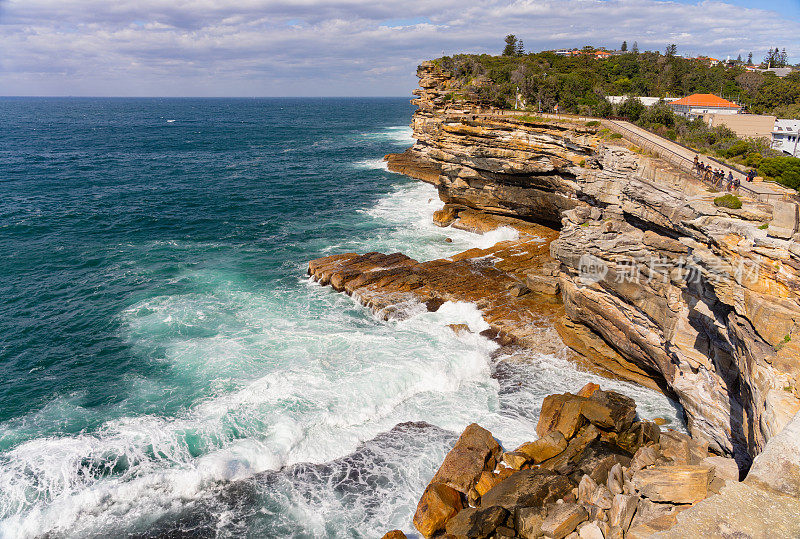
[0,0,797,96]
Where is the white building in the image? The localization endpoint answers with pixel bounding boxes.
[773,119,800,157]
[668,93,741,119]
[605,96,679,107]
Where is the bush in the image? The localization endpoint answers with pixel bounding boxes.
[610,132,623,139]
[586,120,600,127]
[758,156,800,190]
[714,194,742,209]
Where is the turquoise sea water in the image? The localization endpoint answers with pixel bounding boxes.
[0,98,682,537]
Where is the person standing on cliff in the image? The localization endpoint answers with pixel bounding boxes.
[693,154,699,170]
[726,171,734,191]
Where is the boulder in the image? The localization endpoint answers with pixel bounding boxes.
[658,430,707,465]
[745,410,800,498]
[537,393,587,439]
[445,505,509,538]
[570,441,632,485]
[615,421,660,454]
[607,462,623,494]
[515,506,547,539]
[413,482,463,538]
[475,468,515,497]
[480,469,574,510]
[701,455,740,482]
[576,382,600,398]
[629,498,680,532]
[629,445,660,472]
[503,451,530,470]
[517,431,568,464]
[580,390,637,432]
[431,423,501,493]
[541,503,588,539]
[577,521,604,539]
[577,475,597,504]
[587,485,613,510]
[632,464,712,504]
[381,531,407,539]
[540,424,601,472]
[608,493,638,531]
[433,204,459,227]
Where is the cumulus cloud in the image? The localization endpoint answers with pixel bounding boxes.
[0,0,797,96]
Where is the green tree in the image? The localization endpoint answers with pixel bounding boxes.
[621,41,628,52]
[665,44,677,57]
[618,97,646,121]
[632,41,639,54]
[503,35,518,56]
[747,52,753,65]
[736,54,742,63]
[516,39,525,56]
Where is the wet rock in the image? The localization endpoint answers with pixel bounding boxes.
[503,451,530,470]
[413,482,463,538]
[541,424,601,472]
[444,505,508,538]
[475,468,514,497]
[541,503,588,539]
[517,431,568,464]
[431,423,501,494]
[632,464,712,504]
[615,421,660,454]
[433,204,459,227]
[480,469,574,510]
[381,531,407,539]
[447,323,472,336]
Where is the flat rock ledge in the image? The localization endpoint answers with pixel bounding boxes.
[383,386,800,539]
[308,211,662,390]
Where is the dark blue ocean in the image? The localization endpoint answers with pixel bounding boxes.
[0,98,680,537]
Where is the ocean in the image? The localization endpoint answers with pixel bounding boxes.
[0,97,682,537]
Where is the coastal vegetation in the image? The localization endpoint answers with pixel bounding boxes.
[434,44,800,189]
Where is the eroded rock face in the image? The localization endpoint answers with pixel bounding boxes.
[386,62,594,226]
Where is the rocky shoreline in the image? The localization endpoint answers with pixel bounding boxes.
[307,59,800,536]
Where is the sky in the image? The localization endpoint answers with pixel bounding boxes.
[0,0,798,97]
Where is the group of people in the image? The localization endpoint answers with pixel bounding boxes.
[693,155,740,192]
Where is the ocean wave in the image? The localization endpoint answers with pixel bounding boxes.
[360,126,415,145]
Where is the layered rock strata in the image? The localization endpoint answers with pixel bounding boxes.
[377,60,800,464]
[405,384,747,539]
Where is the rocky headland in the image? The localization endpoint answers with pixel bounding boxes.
[308,60,800,536]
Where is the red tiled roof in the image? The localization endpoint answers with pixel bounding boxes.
[669,93,741,108]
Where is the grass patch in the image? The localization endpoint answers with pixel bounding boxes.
[758,223,769,230]
[609,132,623,139]
[586,120,600,127]
[714,194,742,209]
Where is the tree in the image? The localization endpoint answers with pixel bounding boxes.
[781,48,789,67]
[503,35,518,56]
[665,44,677,57]
[621,41,628,52]
[747,52,753,65]
[632,41,639,54]
[736,54,742,63]
[516,39,525,56]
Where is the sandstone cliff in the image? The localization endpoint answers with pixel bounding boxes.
[384,61,800,464]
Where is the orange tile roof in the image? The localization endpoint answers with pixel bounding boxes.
[669,93,741,108]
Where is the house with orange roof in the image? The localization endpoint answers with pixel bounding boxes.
[668,93,741,118]
[594,50,612,59]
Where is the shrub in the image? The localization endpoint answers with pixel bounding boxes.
[758,223,769,229]
[758,156,800,190]
[586,120,600,127]
[714,194,742,209]
[610,132,623,139]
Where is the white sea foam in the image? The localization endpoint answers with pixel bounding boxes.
[360,126,415,145]
[0,175,685,538]
[352,158,389,171]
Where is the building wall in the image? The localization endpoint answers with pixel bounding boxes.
[703,113,776,139]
